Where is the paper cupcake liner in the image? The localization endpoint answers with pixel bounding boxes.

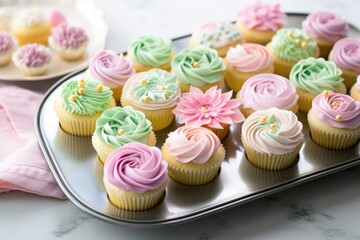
[104,178,168,211]
[316,39,334,59]
[203,124,230,141]
[130,52,175,73]
[272,56,295,78]
[296,89,314,113]
[178,76,224,93]
[111,85,124,103]
[341,68,359,91]
[236,21,277,45]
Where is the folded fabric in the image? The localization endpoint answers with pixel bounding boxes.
[0,85,66,199]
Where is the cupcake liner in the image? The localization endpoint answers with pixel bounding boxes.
[340,67,359,91]
[236,21,277,45]
[316,39,334,59]
[130,52,175,73]
[111,85,124,103]
[272,56,296,78]
[178,76,224,93]
[203,124,230,141]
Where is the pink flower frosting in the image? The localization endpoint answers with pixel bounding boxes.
[0,31,14,54]
[237,1,286,31]
[302,11,348,42]
[239,73,299,111]
[13,43,51,67]
[311,91,360,129]
[103,142,168,193]
[173,86,245,129]
[226,43,273,72]
[52,23,87,49]
[49,10,67,27]
[165,126,221,164]
[89,50,135,88]
[331,38,360,72]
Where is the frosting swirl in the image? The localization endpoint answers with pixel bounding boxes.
[60,79,113,115]
[271,28,318,62]
[241,107,303,154]
[171,46,226,87]
[173,86,244,129]
[14,7,46,28]
[12,43,51,67]
[311,91,360,129]
[104,142,168,193]
[0,31,15,54]
[128,35,172,67]
[239,73,299,110]
[165,126,221,164]
[95,106,153,148]
[237,1,286,31]
[122,69,180,110]
[330,38,360,72]
[51,23,88,49]
[226,44,273,72]
[302,11,348,42]
[89,50,135,88]
[290,57,343,95]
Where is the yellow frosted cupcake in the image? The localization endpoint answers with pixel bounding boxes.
[120,68,181,131]
[350,76,360,101]
[161,126,225,185]
[54,78,116,136]
[308,91,360,150]
[104,142,169,211]
[241,108,304,171]
[92,106,156,163]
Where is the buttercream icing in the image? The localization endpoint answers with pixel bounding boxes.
[0,31,15,54]
[50,23,87,49]
[330,38,360,72]
[14,7,46,28]
[12,43,51,68]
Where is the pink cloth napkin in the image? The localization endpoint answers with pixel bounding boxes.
[0,85,66,199]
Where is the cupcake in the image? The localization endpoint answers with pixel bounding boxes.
[173,86,244,141]
[236,73,299,118]
[92,106,156,163]
[161,126,225,185]
[224,43,274,92]
[266,28,319,77]
[120,68,180,131]
[188,20,244,57]
[236,1,286,45]
[171,46,226,93]
[0,8,12,31]
[127,35,175,72]
[48,23,88,61]
[241,107,304,171]
[49,10,67,28]
[11,7,51,46]
[289,57,346,112]
[104,142,169,211]
[329,38,360,90]
[0,31,17,66]
[350,75,360,101]
[308,91,360,150]
[54,78,116,136]
[302,11,348,59]
[12,43,52,76]
[87,50,135,101]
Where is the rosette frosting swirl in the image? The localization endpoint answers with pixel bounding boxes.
[51,23,88,49]
[241,107,303,154]
[311,91,360,129]
[60,79,113,115]
[13,43,51,67]
[302,11,348,42]
[290,57,343,95]
[171,46,225,87]
[89,50,134,88]
[104,142,168,193]
[95,106,153,148]
[128,35,172,67]
[239,73,298,110]
[165,126,221,164]
[226,44,273,72]
[331,38,360,72]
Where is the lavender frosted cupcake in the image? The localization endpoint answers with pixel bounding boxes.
[12,43,52,76]
[0,31,17,66]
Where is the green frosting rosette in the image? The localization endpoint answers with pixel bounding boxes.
[271,28,318,62]
[171,46,226,87]
[290,57,343,95]
[95,106,153,148]
[61,79,113,116]
[127,35,172,67]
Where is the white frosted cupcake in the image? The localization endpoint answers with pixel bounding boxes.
[0,31,17,66]
[0,8,12,31]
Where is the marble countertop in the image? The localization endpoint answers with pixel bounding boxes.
[1,0,360,239]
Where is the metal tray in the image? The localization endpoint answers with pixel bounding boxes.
[35,13,360,227]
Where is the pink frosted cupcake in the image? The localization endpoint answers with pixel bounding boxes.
[103,142,168,210]
[302,11,348,59]
[48,23,88,61]
[173,86,244,140]
[224,43,274,92]
[12,43,52,76]
[308,91,360,150]
[87,50,135,101]
[236,1,287,45]
[236,73,299,118]
[0,31,17,66]
[350,75,360,101]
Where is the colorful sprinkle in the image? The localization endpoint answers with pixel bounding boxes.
[335,115,342,121]
[143,96,151,102]
[96,85,103,92]
[323,90,329,97]
[295,39,301,46]
[301,42,307,48]
[117,129,125,135]
[140,79,147,85]
[77,88,84,95]
[287,32,294,38]
[69,95,77,102]
[260,116,268,124]
[269,123,277,131]
[193,61,200,68]
[160,86,166,90]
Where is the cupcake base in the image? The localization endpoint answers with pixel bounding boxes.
[178,76,224,93]
[130,52,176,73]
[12,21,51,46]
[316,38,334,59]
[236,21,278,45]
[203,124,230,141]
[328,53,358,90]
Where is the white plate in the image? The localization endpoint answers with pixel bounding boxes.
[0,0,108,81]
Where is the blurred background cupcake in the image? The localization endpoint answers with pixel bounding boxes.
[0,7,12,31]
[0,31,17,66]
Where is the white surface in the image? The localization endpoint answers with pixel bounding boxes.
[1,0,360,239]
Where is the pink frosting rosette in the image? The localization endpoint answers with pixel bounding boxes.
[13,43,51,67]
[331,38,360,72]
[103,142,168,193]
[51,23,87,49]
